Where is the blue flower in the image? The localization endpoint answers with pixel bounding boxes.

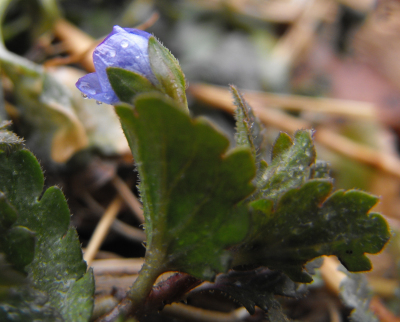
[76,26,158,105]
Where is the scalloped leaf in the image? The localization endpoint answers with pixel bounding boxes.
[0,121,24,154]
[0,148,94,321]
[0,165,58,321]
[233,180,390,283]
[115,93,255,280]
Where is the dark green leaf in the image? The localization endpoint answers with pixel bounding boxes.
[233,180,390,282]
[115,93,255,280]
[148,37,188,110]
[0,284,61,321]
[231,85,267,172]
[339,267,379,322]
[0,149,94,321]
[0,194,34,273]
[2,226,35,272]
[193,268,303,316]
[0,254,27,290]
[107,67,156,103]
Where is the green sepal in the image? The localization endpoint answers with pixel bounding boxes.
[233,180,390,283]
[148,37,188,111]
[115,93,255,281]
[107,67,157,104]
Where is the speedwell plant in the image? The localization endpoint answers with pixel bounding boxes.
[0,25,390,322]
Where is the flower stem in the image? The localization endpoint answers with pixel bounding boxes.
[127,252,165,307]
[96,250,166,322]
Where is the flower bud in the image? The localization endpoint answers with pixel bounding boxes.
[76,26,157,105]
[76,26,187,110]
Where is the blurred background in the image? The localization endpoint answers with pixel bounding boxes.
[2,0,400,321]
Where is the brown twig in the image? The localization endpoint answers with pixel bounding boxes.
[189,83,400,180]
[50,18,97,71]
[84,197,123,267]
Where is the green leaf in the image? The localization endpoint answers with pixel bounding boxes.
[271,132,292,161]
[0,148,94,321]
[0,183,56,321]
[255,130,319,202]
[148,37,188,110]
[233,180,390,282]
[107,67,157,103]
[0,254,27,290]
[231,85,267,171]
[0,121,24,154]
[0,284,61,321]
[339,267,379,322]
[115,93,255,280]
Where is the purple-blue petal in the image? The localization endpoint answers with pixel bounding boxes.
[76,72,119,104]
[76,25,156,105]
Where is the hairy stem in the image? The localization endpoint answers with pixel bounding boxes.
[96,249,166,321]
[127,252,166,305]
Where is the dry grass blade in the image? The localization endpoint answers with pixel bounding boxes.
[191,83,375,120]
[91,258,144,276]
[112,176,145,223]
[81,191,145,243]
[84,197,123,267]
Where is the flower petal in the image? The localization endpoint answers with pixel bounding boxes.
[93,26,157,94]
[76,72,118,104]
